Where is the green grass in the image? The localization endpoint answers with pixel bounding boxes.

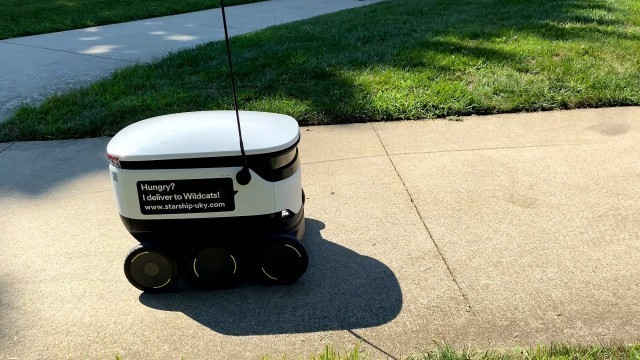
[262,344,365,360]
[0,0,265,39]
[409,343,640,360]
[2,0,640,141]
[261,343,640,360]
[268,343,640,360]
[110,344,640,360]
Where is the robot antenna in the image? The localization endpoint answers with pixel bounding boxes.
[220,0,251,185]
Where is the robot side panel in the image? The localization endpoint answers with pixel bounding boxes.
[116,167,275,220]
[274,168,303,212]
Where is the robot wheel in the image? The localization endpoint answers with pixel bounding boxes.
[189,246,238,288]
[255,234,308,285]
[124,243,179,292]
[124,233,308,291]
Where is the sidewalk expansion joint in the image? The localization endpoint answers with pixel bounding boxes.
[0,40,140,64]
[347,329,399,360]
[391,142,592,157]
[302,154,388,166]
[370,124,476,315]
[0,143,15,154]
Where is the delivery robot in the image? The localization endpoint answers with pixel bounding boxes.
[107,111,308,291]
[107,0,308,292]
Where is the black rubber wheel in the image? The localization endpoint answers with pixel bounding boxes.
[124,244,178,292]
[302,188,306,205]
[190,247,238,288]
[256,234,308,285]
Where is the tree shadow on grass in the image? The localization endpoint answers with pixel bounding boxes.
[3,0,639,140]
[139,218,403,335]
[146,0,640,121]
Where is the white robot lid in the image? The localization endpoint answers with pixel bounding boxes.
[107,111,300,161]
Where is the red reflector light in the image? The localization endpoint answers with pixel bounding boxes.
[107,154,121,168]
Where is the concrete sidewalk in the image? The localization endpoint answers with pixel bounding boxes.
[0,107,638,359]
[0,0,380,122]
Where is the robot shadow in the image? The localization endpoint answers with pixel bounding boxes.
[139,218,403,335]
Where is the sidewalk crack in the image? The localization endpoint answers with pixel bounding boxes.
[392,142,592,157]
[0,40,140,64]
[302,154,387,166]
[0,143,14,155]
[370,124,475,315]
[347,329,399,360]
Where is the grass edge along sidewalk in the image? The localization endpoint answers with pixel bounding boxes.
[0,0,265,39]
[1,0,639,141]
[302,343,640,360]
[109,343,640,360]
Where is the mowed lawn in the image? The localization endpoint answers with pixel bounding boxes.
[0,0,265,39]
[280,343,640,360]
[1,0,639,141]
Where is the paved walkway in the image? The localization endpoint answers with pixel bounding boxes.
[0,107,638,359]
[0,0,380,122]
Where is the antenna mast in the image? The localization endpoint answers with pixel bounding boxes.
[220,0,251,185]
